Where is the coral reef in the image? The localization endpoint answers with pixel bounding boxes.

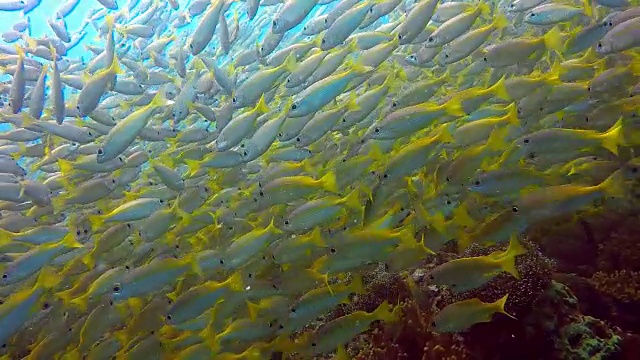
[590,271,640,303]
[532,282,622,360]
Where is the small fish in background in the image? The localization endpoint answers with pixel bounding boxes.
[0,0,638,358]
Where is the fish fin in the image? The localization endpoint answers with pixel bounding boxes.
[346,91,360,112]
[372,300,397,323]
[543,26,564,53]
[282,52,297,72]
[444,97,466,117]
[88,214,105,232]
[254,94,269,114]
[184,159,201,177]
[493,13,509,30]
[582,0,593,18]
[599,169,626,198]
[488,75,510,101]
[494,294,516,320]
[500,236,526,279]
[505,103,519,125]
[246,300,259,321]
[350,273,364,294]
[341,187,361,211]
[336,344,351,360]
[601,117,623,155]
[319,171,338,193]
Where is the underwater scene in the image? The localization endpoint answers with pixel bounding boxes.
[0,0,639,359]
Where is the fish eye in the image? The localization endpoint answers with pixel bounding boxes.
[321,39,326,44]
[112,284,121,293]
[232,96,237,103]
[529,13,536,17]
[342,118,347,123]
[291,103,298,110]
[286,78,290,83]
[444,54,449,59]
[290,307,296,313]
[427,36,434,42]
[445,199,452,205]
[88,131,93,136]
[159,199,164,203]
[587,86,591,92]
[369,7,374,13]
[374,127,380,133]
[84,229,89,234]
[42,302,50,310]
[284,220,290,225]
[311,342,317,347]
[392,101,397,107]
[483,57,488,62]
[324,18,328,24]
[512,206,519,213]
[126,223,132,229]
[272,20,277,27]
[431,321,436,327]
[76,230,81,236]
[523,138,530,144]
[1,274,6,279]
[166,314,172,320]
[474,180,481,186]
[295,137,301,142]
[398,34,402,40]
[383,173,388,179]
[111,179,116,184]
[72,142,78,146]
[330,247,336,253]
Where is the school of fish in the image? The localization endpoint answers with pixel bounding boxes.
[0,0,639,358]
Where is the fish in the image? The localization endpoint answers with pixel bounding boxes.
[0,0,637,358]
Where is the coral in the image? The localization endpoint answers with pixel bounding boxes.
[594,213,640,273]
[590,271,640,303]
[530,281,622,360]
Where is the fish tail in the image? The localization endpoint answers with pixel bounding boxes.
[0,228,13,247]
[350,273,365,294]
[600,117,623,155]
[500,236,526,279]
[254,94,269,114]
[88,214,104,231]
[109,54,122,75]
[70,294,89,311]
[246,299,260,321]
[542,26,564,54]
[488,75,511,101]
[371,300,398,323]
[36,267,61,289]
[282,52,297,72]
[319,171,338,193]
[184,159,201,177]
[494,294,516,319]
[62,233,83,249]
[444,97,467,117]
[493,13,509,30]
[505,103,519,125]
[65,348,81,360]
[600,169,627,198]
[582,0,594,17]
[346,91,360,111]
[341,187,361,211]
